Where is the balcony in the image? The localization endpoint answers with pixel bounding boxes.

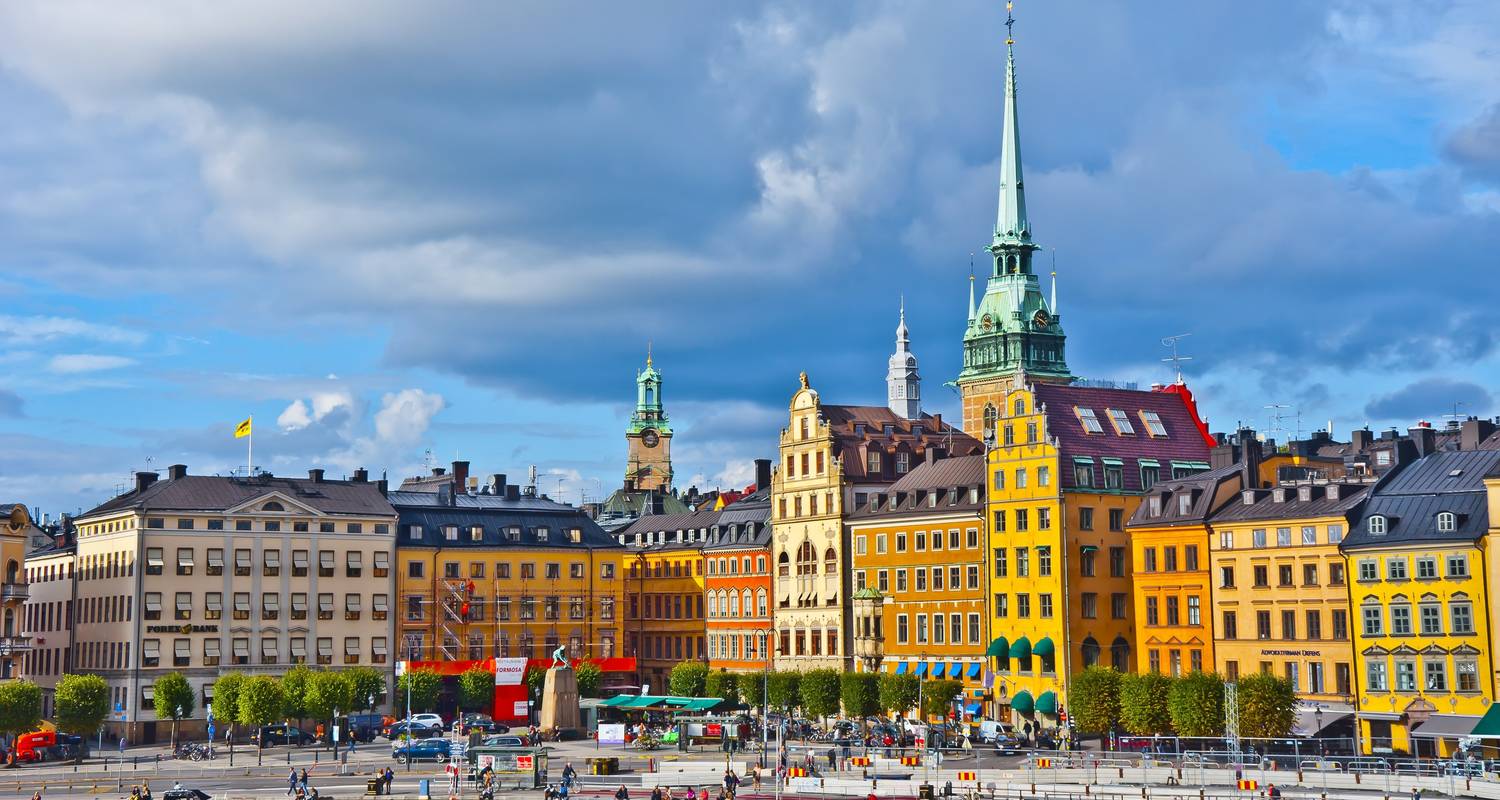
[0,583,28,602]
[0,636,32,656]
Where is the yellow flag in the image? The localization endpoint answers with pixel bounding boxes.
[234,417,252,439]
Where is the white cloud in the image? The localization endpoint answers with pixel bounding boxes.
[373,389,446,445]
[0,315,145,345]
[277,399,312,430]
[47,353,136,373]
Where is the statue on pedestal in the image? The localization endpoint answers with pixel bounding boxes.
[551,645,569,669]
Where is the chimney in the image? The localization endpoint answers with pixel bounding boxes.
[1238,428,1263,490]
[624,478,636,492]
[451,461,470,492]
[489,474,507,496]
[1394,438,1421,466]
[1409,423,1437,457]
[504,485,520,502]
[375,479,388,496]
[1461,418,1496,451]
[167,464,187,480]
[308,468,324,483]
[753,459,772,493]
[134,472,158,493]
[438,483,455,507]
[431,467,446,477]
[1351,427,1373,452]
[353,468,369,483]
[925,448,939,465]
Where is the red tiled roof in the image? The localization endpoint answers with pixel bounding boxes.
[1034,383,1213,493]
[818,406,982,484]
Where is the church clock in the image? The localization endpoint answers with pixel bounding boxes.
[641,428,660,448]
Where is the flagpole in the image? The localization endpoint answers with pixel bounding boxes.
[248,415,253,478]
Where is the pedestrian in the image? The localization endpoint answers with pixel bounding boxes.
[615,787,630,800]
[1412,789,1421,800]
[699,787,709,800]
[288,769,299,796]
[301,768,310,793]
[827,747,836,770]
[651,786,663,800]
[752,765,762,791]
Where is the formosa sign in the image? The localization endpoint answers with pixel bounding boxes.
[493,658,528,686]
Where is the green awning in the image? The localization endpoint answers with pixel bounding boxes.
[1101,457,1124,466]
[1032,637,1055,657]
[1010,690,1034,713]
[1471,704,1500,737]
[600,695,640,707]
[623,696,662,708]
[1009,636,1031,659]
[674,698,723,711]
[985,637,1010,657]
[1035,691,1058,714]
[1072,456,1096,464]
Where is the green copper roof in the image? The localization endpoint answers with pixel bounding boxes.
[629,354,671,435]
[994,42,1029,248]
[852,587,883,600]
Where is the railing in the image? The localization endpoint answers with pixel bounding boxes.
[0,636,32,655]
[0,582,28,601]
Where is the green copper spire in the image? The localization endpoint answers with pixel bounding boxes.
[630,345,671,434]
[993,6,1031,252]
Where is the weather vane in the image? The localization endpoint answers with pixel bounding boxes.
[1006,1,1015,46]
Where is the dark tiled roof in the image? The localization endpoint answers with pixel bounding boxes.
[1126,463,1242,528]
[81,474,395,519]
[1209,481,1372,524]
[850,455,986,521]
[817,406,982,484]
[387,490,618,549]
[706,490,771,552]
[1034,383,1213,493]
[1343,450,1500,549]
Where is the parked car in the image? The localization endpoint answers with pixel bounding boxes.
[992,734,1026,755]
[385,721,442,740]
[345,713,385,743]
[406,713,445,729]
[393,738,452,764]
[251,724,316,748]
[452,713,502,733]
[482,735,527,748]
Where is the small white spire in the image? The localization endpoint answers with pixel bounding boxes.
[968,271,977,322]
[1050,270,1057,315]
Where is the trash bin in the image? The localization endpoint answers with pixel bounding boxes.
[919,784,935,800]
[366,779,381,796]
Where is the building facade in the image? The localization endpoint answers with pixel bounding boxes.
[0,504,35,680]
[703,486,773,673]
[617,513,710,690]
[22,530,72,718]
[847,455,989,710]
[70,466,397,743]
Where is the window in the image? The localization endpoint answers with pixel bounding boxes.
[1016,548,1029,577]
[1038,466,1050,486]
[1419,603,1441,635]
[1222,611,1238,639]
[1390,603,1412,635]
[1105,464,1123,489]
[292,593,308,620]
[145,548,163,576]
[318,593,334,620]
[1074,463,1094,487]
[317,638,334,666]
[1424,658,1448,692]
[1395,659,1416,692]
[1109,509,1124,531]
[1143,548,1157,572]
[1141,411,1168,437]
[1080,547,1096,577]
[1015,509,1029,531]
[1106,408,1135,435]
[1140,464,1160,490]
[1253,565,1269,587]
[1437,512,1457,533]
[1306,610,1322,639]
[233,592,250,620]
[1332,609,1348,639]
[1416,557,1437,579]
[1368,515,1387,536]
[1163,547,1177,571]
[866,452,880,473]
[1187,596,1201,625]
[1328,524,1343,544]
[1079,507,1094,530]
[142,639,160,668]
[1330,562,1346,585]
[1145,597,1159,625]
[1081,593,1098,618]
[205,547,224,576]
[1447,555,1469,579]
[319,550,335,577]
[205,592,223,620]
[1077,407,1104,434]
[1017,594,1031,618]
[144,592,162,620]
[1303,564,1319,586]
[1452,602,1474,634]
[1221,566,1235,588]
[1302,526,1317,545]
[176,548,194,576]
[1184,545,1199,571]
[174,592,192,620]
[1367,660,1388,691]
[1256,611,1272,639]
[1166,597,1180,625]
[1358,559,1377,582]
[1277,527,1292,546]
[373,594,388,621]
[1388,558,1408,581]
[993,549,1007,578]
[1252,529,1267,548]
[1040,594,1053,618]
[1110,547,1125,577]
[1362,605,1383,636]
[1016,468,1028,488]
[1457,660,1480,692]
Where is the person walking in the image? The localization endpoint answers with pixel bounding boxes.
[615,787,630,800]
[287,768,299,796]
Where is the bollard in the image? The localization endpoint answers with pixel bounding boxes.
[1298,770,1304,782]
[1119,768,1125,779]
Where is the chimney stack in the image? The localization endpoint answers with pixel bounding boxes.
[754,459,772,493]
[489,474,507,496]
[308,468,324,483]
[134,472,158,493]
[353,468,369,483]
[167,464,187,480]
[1409,423,1437,457]
[1350,427,1373,452]
[1238,428,1263,490]
[1461,418,1496,451]
[451,461,470,493]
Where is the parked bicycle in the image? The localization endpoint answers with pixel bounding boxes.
[174,742,215,761]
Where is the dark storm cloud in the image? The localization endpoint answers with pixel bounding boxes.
[1445,102,1500,182]
[1365,378,1493,421]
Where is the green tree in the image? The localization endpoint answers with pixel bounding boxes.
[766,671,801,712]
[459,666,496,712]
[1068,667,1122,736]
[574,661,603,698]
[921,679,963,721]
[0,680,42,744]
[153,672,196,748]
[524,667,546,700]
[1119,672,1174,735]
[800,669,842,721]
[305,671,355,723]
[397,668,443,713]
[704,671,740,705]
[739,672,767,708]
[878,673,920,718]
[54,674,110,738]
[840,673,881,724]
[280,664,313,723]
[345,667,387,711]
[669,662,710,697]
[211,672,247,746]
[1236,673,1296,738]
[236,676,285,765]
[1168,672,1224,737]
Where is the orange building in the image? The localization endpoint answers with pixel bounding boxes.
[704,488,773,672]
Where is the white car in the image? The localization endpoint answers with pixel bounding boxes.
[405,714,444,729]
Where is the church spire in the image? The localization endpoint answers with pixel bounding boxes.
[887,299,921,420]
[993,1,1032,255]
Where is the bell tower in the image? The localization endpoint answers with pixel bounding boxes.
[625,347,674,492]
[956,4,1071,439]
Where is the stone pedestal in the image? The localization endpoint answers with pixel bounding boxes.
[539,666,581,734]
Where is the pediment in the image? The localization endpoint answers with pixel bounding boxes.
[225,490,324,517]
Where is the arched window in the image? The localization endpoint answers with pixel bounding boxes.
[729,592,740,617]
[756,589,768,617]
[824,548,837,574]
[1437,512,1457,533]
[4,560,17,585]
[1081,636,1100,668]
[983,404,998,444]
[645,387,655,405]
[707,593,718,618]
[797,541,816,575]
[742,589,753,617]
[262,501,285,512]
[1368,515,1388,536]
[1110,636,1130,671]
[800,417,810,440]
[777,552,790,577]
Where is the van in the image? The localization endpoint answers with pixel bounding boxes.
[975,720,1012,744]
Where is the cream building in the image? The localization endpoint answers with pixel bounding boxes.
[70,465,397,743]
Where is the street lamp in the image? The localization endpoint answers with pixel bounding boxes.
[173,704,183,751]
[756,629,770,769]
[333,707,341,761]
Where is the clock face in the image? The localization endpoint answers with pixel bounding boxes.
[981,314,994,331]
[1033,310,1050,328]
[641,429,660,448]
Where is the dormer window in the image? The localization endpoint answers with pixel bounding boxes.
[896,452,910,474]
[1148,496,1162,515]
[1437,512,1457,533]
[1140,411,1168,438]
[1298,486,1312,502]
[1242,490,1255,505]
[1326,485,1341,501]
[927,493,937,508]
[867,452,881,473]
[1368,515,1388,536]
[1106,409,1135,435]
[1178,494,1192,515]
[1076,408,1104,434]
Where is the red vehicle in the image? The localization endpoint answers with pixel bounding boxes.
[14,730,56,762]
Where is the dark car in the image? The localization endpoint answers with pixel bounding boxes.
[163,790,213,800]
[386,721,442,740]
[482,735,527,748]
[393,738,451,764]
[251,724,316,748]
[452,713,503,734]
[345,713,385,743]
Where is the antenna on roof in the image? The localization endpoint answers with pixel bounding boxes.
[1444,401,1467,428]
[422,449,434,471]
[1264,404,1293,444]
[1160,334,1193,385]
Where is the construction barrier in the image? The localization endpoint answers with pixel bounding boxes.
[957,771,977,781]
[849,757,872,767]
[1036,758,1052,768]
[786,767,809,778]
[900,756,922,767]
[1237,779,1259,790]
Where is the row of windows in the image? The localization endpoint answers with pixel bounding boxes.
[779,628,838,658]
[403,632,614,662]
[404,594,614,622]
[1221,609,1349,641]
[859,564,983,594]
[411,524,583,543]
[409,559,613,581]
[1223,660,1352,695]
[1143,595,1202,627]
[1146,648,1203,675]
[892,612,984,647]
[1365,655,1480,693]
[627,560,694,579]
[1217,525,1344,550]
[1140,544,1199,573]
[784,450,827,479]
[1367,512,1461,537]
[25,561,71,584]
[706,589,769,618]
[1355,555,1469,583]
[142,636,388,667]
[145,591,388,621]
[1220,561,1346,589]
[1360,599,1475,637]
[777,491,838,520]
[854,528,981,556]
[708,633,769,661]
[706,555,768,576]
[627,594,701,621]
[152,547,388,578]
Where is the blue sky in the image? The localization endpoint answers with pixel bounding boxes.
[3,1,1500,516]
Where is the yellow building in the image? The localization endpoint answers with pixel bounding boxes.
[1,504,35,681]
[617,515,708,691]
[846,455,988,712]
[771,370,977,671]
[986,381,1213,733]
[1343,448,1500,757]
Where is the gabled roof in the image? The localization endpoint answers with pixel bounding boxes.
[850,455,986,522]
[1034,383,1214,493]
[1210,481,1372,524]
[816,406,982,484]
[1343,450,1500,549]
[1127,463,1241,528]
[388,491,618,550]
[81,474,395,519]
